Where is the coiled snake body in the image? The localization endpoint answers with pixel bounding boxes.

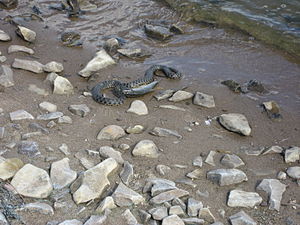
[91,65,182,105]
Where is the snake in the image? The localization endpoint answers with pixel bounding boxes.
[91,65,182,105]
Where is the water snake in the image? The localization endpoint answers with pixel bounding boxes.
[91,65,182,105]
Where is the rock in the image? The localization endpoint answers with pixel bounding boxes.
[84,215,106,225]
[28,84,49,96]
[37,112,63,120]
[162,215,184,225]
[99,146,124,164]
[182,218,205,225]
[151,182,177,196]
[262,101,281,119]
[50,158,77,189]
[68,104,90,117]
[112,182,145,207]
[176,178,197,188]
[45,72,58,84]
[149,207,168,220]
[207,169,248,186]
[119,143,130,151]
[47,121,57,128]
[17,141,40,157]
[78,50,115,78]
[159,105,186,111]
[73,158,118,204]
[261,146,283,155]
[117,48,143,58]
[58,219,83,225]
[210,223,224,225]
[11,164,53,198]
[122,209,138,225]
[139,209,151,223]
[227,190,262,208]
[204,151,217,166]
[256,179,286,211]
[0,212,9,225]
[218,113,251,136]
[0,127,4,139]
[12,58,44,73]
[169,90,193,102]
[0,65,14,88]
[277,171,287,180]
[95,196,116,214]
[172,198,186,211]
[229,211,257,225]
[284,146,300,163]
[150,189,189,204]
[53,76,74,95]
[0,56,7,63]
[198,208,215,223]
[144,24,173,40]
[156,164,171,176]
[187,198,203,217]
[126,125,145,134]
[97,125,125,140]
[221,80,242,93]
[127,100,148,115]
[43,61,64,73]
[0,30,11,41]
[186,169,203,179]
[169,206,185,216]
[16,26,36,42]
[220,154,245,168]
[193,92,215,108]
[154,89,176,101]
[8,45,34,54]
[0,158,24,180]
[286,166,300,179]
[132,140,160,158]
[104,38,120,52]
[10,109,34,121]
[58,116,73,124]
[143,178,176,194]
[39,101,57,112]
[21,131,42,140]
[120,161,134,185]
[59,144,70,156]
[193,156,203,167]
[150,127,182,139]
[23,202,54,215]
[79,157,94,169]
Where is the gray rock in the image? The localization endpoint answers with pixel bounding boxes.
[68,104,90,117]
[151,182,177,197]
[37,112,63,120]
[227,190,262,208]
[84,215,106,225]
[144,24,173,40]
[229,211,257,225]
[79,157,95,169]
[23,202,54,215]
[97,125,126,140]
[119,143,130,151]
[139,210,151,223]
[120,161,134,185]
[154,89,175,101]
[172,198,186,211]
[10,109,34,121]
[58,143,70,155]
[286,166,300,179]
[220,154,245,168]
[0,65,14,88]
[0,158,24,180]
[198,208,215,223]
[143,178,176,194]
[277,171,287,180]
[218,113,251,136]
[58,219,83,225]
[156,164,171,176]
[122,209,138,225]
[150,188,189,204]
[53,76,74,95]
[0,56,7,63]
[193,92,215,108]
[159,105,186,111]
[0,212,9,225]
[99,146,124,164]
[0,127,5,139]
[45,72,58,84]
[39,101,57,112]
[193,156,203,167]
[162,215,184,225]
[149,207,168,220]
[127,100,148,115]
[207,169,248,186]
[126,125,145,134]
[176,178,197,188]
[132,140,160,158]
[187,198,203,217]
[8,45,34,54]
[0,30,11,41]
[196,190,209,198]
[95,196,116,214]
[150,127,182,139]
[47,121,57,128]
[182,218,205,225]
[58,116,73,124]
[29,123,50,134]
[169,205,185,216]
[104,38,120,52]
[169,90,193,102]
[117,48,143,58]
[43,61,64,73]
[186,169,203,179]
[284,146,300,163]
[112,182,145,207]
[16,26,36,42]
[261,146,283,155]
[210,223,224,225]
[21,131,42,140]
[256,179,286,211]
[204,151,217,166]
[18,141,40,157]
[12,58,43,73]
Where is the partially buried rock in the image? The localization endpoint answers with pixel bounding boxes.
[229,211,256,225]
[8,45,34,54]
[162,215,184,225]
[97,125,125,140]
[132,139,160,158]
[99,146,124,164]
[95,196,116,214]
[120,161,134,185]
[58,116,73,124]
[16,26,36,42]
[53,76,74,95]
[10,109,34,121]
[262,101,281,119]
[156,164,171,176]
[0,65,14,88]
[12,58,44,73]
[0,158,24,180]
[37,112,63,120]
[39,101,57,113]
[150,188,189,204]
[117,48,144,58]
[207,169,248,186]
[227,190,262,208]
[126,124,145,134]
[220,154,245,168]
[218,113,251,136]
[23,202,54,215]
[127,100,148,115]
[286,166,300,179]
[112,182,145,207]
[261,145,283,155]
[68,104,90,117]
[144,24,173,41]
[193,92,215,108]
[150,127,182,139]
[18,141,40,157]
[0,29,11,41]
[169,90,193,102]
[43,61,64,73]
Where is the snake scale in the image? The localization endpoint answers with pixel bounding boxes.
[91,65,182,105]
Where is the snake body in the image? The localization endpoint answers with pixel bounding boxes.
[91,65,182,105]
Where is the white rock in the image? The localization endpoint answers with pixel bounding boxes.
[277,171,287,180]
[99,146,124,164]
[10,109,34,121]
[284,146,300,163]
[37,112,63,120]
[205,150,217,166]
[58,219,83,225]
[58,116,73,124]
[0,30,11,41]
[150,189,189,204]
[97,125,126,140]
[159,105,186,111]
[68,104,90,117]
[227,190,262,208]
[0,158,24,180]
[0,65,14,87]
[84,215,107,225]
[207,169,248,186]
[39,101,57,112]
[262,146,283,155]
[169,90,193,102]
[95,196,116,214]
[229,211,256,225]
[112,182,145,207]
[132,140,160,158]
[193,92,215,108]
[12,58,44,73]
[220,154,245,168]
[53,76,74,95]
[23,202,54,215]
[122,209,138,225]
[16,26,36,42]
[127,100,148,115]
[162,215,184,225]
[218,113,251,136]
[78,49,115,78]
[43,61,64,73]
[8,45,34,54]
[286,166,300,179]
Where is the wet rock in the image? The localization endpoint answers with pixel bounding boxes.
[37,112,63,120]
[12,58,43,73]
[198,208,215,223]
[284,146,300,163]
[23,202,54,215]
[150,127,182,139]
[78,50,115,78]
[156,164,171,176]
[207,169,248,186]
[149,207,168,220]
[286,166,300,179]
[50,158,77,189]
[154,89,176,101]
[126,125,145,134]
[58,219,83,225]
[277,171,287,180]
[162,215,184,225]
[0,212,9,225]
[159,104,186,111]
[186,169,203,179]
[127,100,148,115]
[68,104,90,117]
[11,164,53,198]
[150,188,189,204]
[117,48,144,58]
[10,109,34,121]
[18,141,40,157]
[8,45,34,54]
[58,143,70,155]
[193,92,215,108]
[39,101,57,112]
[170,24,184,34]
[53,76,74,95]
[193,156,203,167]
[112,182,145,207]
[204,151,217,166]
[120,161,134,185]
[256,179,286,211]
[227,190,262,208]
[132,139,160,158]
[60,31,82,47]
[73,158,118,204]
[58,116,73,124]
[122,209,138,224]
[104,38,120,52]
[97,125,125,140]
[220,154,245,168]
[95,196,116,214]
[187,198,203,217]
[262,146,283,155]
[0,30,11,41]
[218,113,251,136]
[144,24,173,40]
[16,26,36,42]
[169,90,193,102]
[229,211,256,225]
[169,205,185,216]
[99,146,124,164]
[43,61,64,73]
[0,158,24,180]
[84,215,107,225]
[262,101,281,119]
[0,65,14,87]
[221,80,242,93]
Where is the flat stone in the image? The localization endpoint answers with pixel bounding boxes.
[117,48,143,58]
[220,154,245,168]
[187,198,203,217]
[151,182,177,197]
[73,158,118,204]
[149,207,168,220]
[284,146,300,163]
[112,182,145,207]
[23,202,54,215]
[204,151,217,166]
[127,100,148,115]
[16,26,36,42]
[256,179,286,211]
[162,215,184,225]
[169,206,185,216]
[207,169,248,186]
[43,61,64,73]
[218,113,251,136]
[8,45,34,54]
[97,125,125,141]
[21,131,42,140]
[17,141,40,157]
[286,166,300,179]
[58,219,83,225]
[118,143,130,151]
[193,156,203,167]
[159,105,186,111]
[50,158,77,189]
[84,215,106,225]
[68,104,90,117]
[227,190,262,208]
[58,144,70,155]
[37,112,64,120]
[169,90,193,102]
[143,178,176,194]
[78,50,115,78]
[120,161,134,185]
[198,208,215,223]
[210,223,224,225]
[39,101,57,112]
[261,146,283,155]
[99,146,124,164]
[12,58,44,73]
[0,65,14,87]
[0,29,11,41]
[150,188,189,204]
[156,164,171,176]
[126,125,145,134]
[53,76,74,95]
[176,178,197,188]
[58,116,73,124]
[182,218,205,225]
[95,196,116,214]
[0,158,24,180]
[144,24,173,40]
[132,140,160,158]
[193,92,215,108]
[10,109,34,121]
[150,127,182,139]
[154,89,175,101]
[11,164,53,198]
[122,209,138,225]
[229,211,257,225]
[186,168,203,179]
[79,157,94,169]
[0,212,9,225]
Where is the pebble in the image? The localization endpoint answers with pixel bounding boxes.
[126,125,145,134]
[150,188,189,204]
[119,143,130,151]
[127,100,148,115]
[193,156,203,167]
[12,58,44,73]
[0,65,14,88]
[47,121,57,128]
[0,29,11,41]
[205,151,217,166]
[286,166,300,179]
[149,207,168,220]
[112,182,145,207]
[227,190,262,208]
[186,168,203,179]
[43,61,64,73]
[18,141,40,157]
[53,76,74,95]
[159,105,186,111]
[95,196,116,214]
[169,90,193,102]
[187,198,203,217]
[10,109,34,121]
[0,158,24,180]
[8,45,34,54]
[156,164,171,176]
[277,171,287,180]
[144,24,173,40]
[120,161,134,185]
[122,209,138,224]
[37,112,64,120]
[154,89,176,101]
[68,104,90,117]
[99,146,124,164]
[193,92,215,108]
[207,169,248,186]
[150,127,182,139]
[16,25,36,42]
[218,113,251,136]
[162,215,184,225]
[23,202,54,215]
[39,101,57,112]
[97,125,126,140]
[284,146,300,163]
[220,154,245,168]
[58,116,73,124]
[132,139,160,158]
[229,211,256,225]
[59,144,71,155]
